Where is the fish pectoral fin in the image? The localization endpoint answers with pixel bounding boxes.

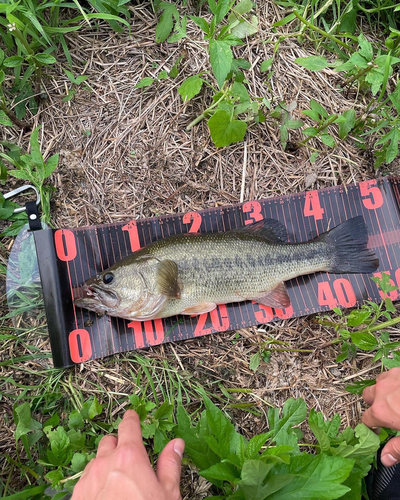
[181,302,217,315]
[156,259,181,298]
[256,282,291,308]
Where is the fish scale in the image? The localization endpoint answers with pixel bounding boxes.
[75,217,379,321]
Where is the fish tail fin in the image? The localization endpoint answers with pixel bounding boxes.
[320,216,379,274]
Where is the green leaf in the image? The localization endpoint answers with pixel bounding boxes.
[346,309,371,327]
[169,15,187,42]
[350,332,379,351]
[338,109,356,139]
[308,409,341,439]
[286,120,303,130]
[267,454,353,499]
[239,460,293,499]
[209,39,233,89]
[47,426,73,466]
[348,52,369,68]
[268,398,307,448]
[158,70,169,80]
[208,110,247,147]
[200,462,240,484]
[260,58,273,72]
[320,134,335,147]
[295,56,328,71]
[135,77,155,89]
[68,410,84,430]
[154,400,173,420]
[345,379,375,395]
[358,33,374,62]
[0,48,4,66]
[71,452,90,472]
[3,56,24,67]
[215,0,232,24]
[386,128,399,164]
[189,15,210,34]
[178,75,204,101]
[310,152,319,163]
[44,469,64,487]
[302,109,320,122]
[310,99,328,118]
[245,432,272,458]
[303,127,318,137]
[309,422,331,452]
[81,397,102,420]
[34,53,57,65]
[389,81,400,114]
[44,154,59,178]
[232,81,250,102]
[15,403,42,443]
[156,2,179,43]
[0,111,13,127]
[230,14,258,38]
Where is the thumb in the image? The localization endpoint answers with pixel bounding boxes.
[381,436,400,467]
[157,438,185,496]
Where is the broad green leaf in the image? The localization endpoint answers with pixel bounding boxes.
[286,120,303,130]
[268,398,307,448]
[249,352,261,371]
[303,127,318,137]
[383,351,400,369]
[260,58,273,72]
[68,429,86,450]
[155,2,179,43]
[345,379,375,395]
[239,460,293,500]
[44,469,64,487]
[309,422,330,452]
[178,75,204,101]
[268,454,353,499]
[34,53,57,65]
[200,462,240,483]
[357,33,373,62]
[386,128,399,164]
[346,309,371,327]
[350,332,379,350]
[169,15,187,42]
[333,424,380,459]
[320,134,335,147]
[0,110,13,127]
[310,152,319,163]
[47,426,74,466]
[154,400,173,420]
[158,70,169,80]
[0,70,4,85]
[309,99,328,118]
[308,409,341,439]
[245,432,272,458]
[232,81,250,102]
[3,55,24,67]
[44,153,59,178]
[71,452,90,472]
[230,14,258,38]
[338,109,356,139]
[189,15,210,34]
[389,81,400,114]
[81,396,102,420]
[348,52,369,68]
[209,39,233,89]
[0,48,4,66]
[231,0,253,15]
[294,56,328,71]
[208,110,247,147]
[302,109,320,121]
[215,0,232,24]
[68,410,84,430]
[15,403,42,442]
[135,77,155,89]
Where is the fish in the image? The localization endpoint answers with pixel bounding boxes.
[74,216,379,321]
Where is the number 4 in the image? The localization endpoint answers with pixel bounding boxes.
[304,191,324,221]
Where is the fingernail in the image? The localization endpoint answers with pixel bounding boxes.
[381,454,399,467]
[174,439,185,459]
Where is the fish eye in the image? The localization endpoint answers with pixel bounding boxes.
[103,272,114,285]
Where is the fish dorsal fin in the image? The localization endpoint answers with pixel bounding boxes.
[231,218,287,243]
[156,260,181,298]
[256,282,291,308]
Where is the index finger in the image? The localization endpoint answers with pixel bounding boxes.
[117,410,145,448]
[362,407,387,429]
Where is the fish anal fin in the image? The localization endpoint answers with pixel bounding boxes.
[156,259,181,298]
[181,302,217,315]
[256,282,291,308]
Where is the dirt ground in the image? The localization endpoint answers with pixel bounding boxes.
[1,1,400,497]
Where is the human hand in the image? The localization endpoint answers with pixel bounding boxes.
[71,409,185,500]
[362,367,400,467]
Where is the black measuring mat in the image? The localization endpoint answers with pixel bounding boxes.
[34,177,400,368]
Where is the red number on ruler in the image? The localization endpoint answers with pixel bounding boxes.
[128,320,165,348]
[304,191,324,221]
[194,305,230,337]
[183,212,202,233]
[68,329,93,362]
[360,180,383,210]
[253,302,274,323]
[55,229,77,262]
[318,279,356,308]
[243,201,263,225]
[122,220,141,252]
[373,271,398,300]
[275,304,294,319]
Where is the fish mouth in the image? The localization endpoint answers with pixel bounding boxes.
[74,283,120,311]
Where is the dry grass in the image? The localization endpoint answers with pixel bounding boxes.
[1,1,400,497]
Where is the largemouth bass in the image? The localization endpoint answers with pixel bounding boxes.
[74,216,379,320]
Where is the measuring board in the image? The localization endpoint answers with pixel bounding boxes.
[34,177,400,368]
